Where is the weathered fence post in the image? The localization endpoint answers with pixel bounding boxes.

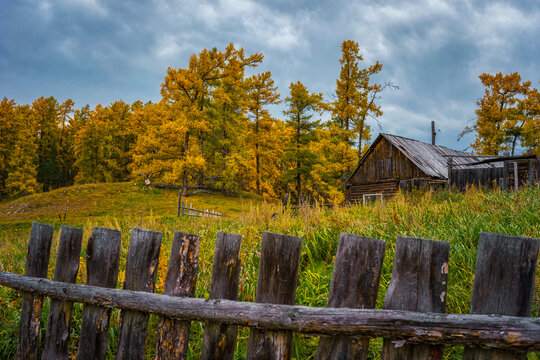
[155,231,200,360]
[42,225,83,360]
[116,228,162,360]
[513,161,519,191]
[381,236,449,360]
[463,232,539,360]
[15,222,54,360]
[503,161,509,191]
[177,192,182,217]
[200,232,243,360]
[316,233,386,360]
[76,227,122,360]
[246,232,302,360]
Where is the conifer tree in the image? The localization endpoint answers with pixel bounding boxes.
[74,101,134,183]
[332,40,385,161]
[0,98,18,197]
[462,72,537,156]
[33,96,61,191]
[282,81,323,205]
[5,105,41,196]
[157,43,262,195]
[245,71,281,196]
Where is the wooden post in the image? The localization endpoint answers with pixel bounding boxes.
[200,232,243,360]
[116,228,162,360]
[381,236,449,360]
[513,161,519,191]
[503,161,509,191]
[528,160,534,185]
[463,232,539,360]
[15,222,54,360]
[177,191,182,217]
[447,157,453,189]
[316,234,386,360]
[246,232,302,360]
[155,231,200,360]
[76,227,122,360]
[42,225,83,360]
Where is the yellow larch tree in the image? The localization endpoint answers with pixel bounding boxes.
[5,104,41,196]
[463,72,534,155]
[244,71,282,197]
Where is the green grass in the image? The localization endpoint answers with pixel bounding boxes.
[0,183,539,359]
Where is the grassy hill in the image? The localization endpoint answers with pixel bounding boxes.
[0,183,538,359]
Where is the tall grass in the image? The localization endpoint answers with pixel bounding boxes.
[0,185,538,359]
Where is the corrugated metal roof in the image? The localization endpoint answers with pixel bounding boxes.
[367,134,502,180]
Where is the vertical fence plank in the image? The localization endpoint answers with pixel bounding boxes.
[316,233,386,360]
[463,232,539,360]
[381,236,449,360]
[42,225,83,360]
[155,231,200,360]
[15,222,54,360]
[246,232,302,360]
[76,227,122,360]
[116,228,162,360]
[200,232,243,360]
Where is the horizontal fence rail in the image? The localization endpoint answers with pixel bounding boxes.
[1,271,539,351]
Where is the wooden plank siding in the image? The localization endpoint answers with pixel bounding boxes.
[347,137,429,202]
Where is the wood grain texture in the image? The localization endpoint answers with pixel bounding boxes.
[381,236,449,360]
[463,232,539,360]
[42,225,83,360]
[76,226,121,360]
[155,231,200,360]
[15,222,54,360]
[316,233,386,360]
[200,232,243,360]
[1,271,539,351]
[115,228,162,360]
[246,231,302,360]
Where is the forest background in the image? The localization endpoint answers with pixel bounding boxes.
[1,41,539,204]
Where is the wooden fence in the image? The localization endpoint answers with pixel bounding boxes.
[177,196,224,218]
[448,156,539,191]
[0,222,539,360]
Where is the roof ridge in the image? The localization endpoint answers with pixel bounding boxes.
[381,133,470,155]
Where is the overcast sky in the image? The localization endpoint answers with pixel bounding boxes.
[1,0,539,151]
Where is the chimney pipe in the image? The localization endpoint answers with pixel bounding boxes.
[431,121,436,145]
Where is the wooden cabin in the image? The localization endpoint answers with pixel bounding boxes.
[345,133,504,203]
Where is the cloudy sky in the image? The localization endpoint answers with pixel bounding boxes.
[1,0,539,150]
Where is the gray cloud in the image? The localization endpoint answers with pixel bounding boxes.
[1,0,538,151]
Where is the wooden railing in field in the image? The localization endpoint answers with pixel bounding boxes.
[0,222,538,360]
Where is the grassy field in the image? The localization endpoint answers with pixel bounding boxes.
[0,183,538,359]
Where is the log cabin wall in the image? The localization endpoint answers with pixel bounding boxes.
[347,137,429,203]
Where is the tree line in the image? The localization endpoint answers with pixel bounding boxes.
[1,41,538,203]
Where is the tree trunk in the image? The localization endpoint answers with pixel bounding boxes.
[199,131,204,186]
[255,109,261,195]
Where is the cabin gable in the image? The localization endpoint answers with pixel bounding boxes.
[346,137,428,203]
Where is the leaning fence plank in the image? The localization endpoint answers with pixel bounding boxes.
[381,236,449,360]
[316,233,386,360]
[155,231,200,360]
[246,232,302,360]
[463,232,539,360]
[116,228,162,360]
[42,225,83,360]
[15,222,54,360]
[76,227,122,360]
[200,232,243,360]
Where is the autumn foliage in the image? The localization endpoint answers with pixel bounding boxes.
[462,72,539,156]
[2,42,537,203]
